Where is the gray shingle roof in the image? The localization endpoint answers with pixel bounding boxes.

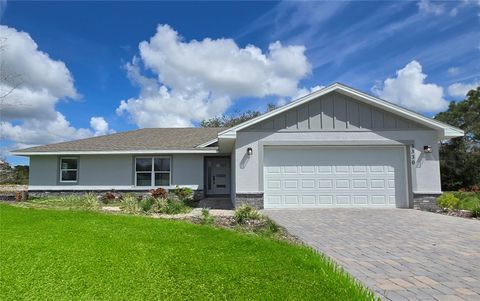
[13,128,226,153]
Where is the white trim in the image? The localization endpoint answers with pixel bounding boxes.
[28,185,200,191]
[196,138,218,148]
[413,191,443,195]
[59,157,78,183]
[134,156,171,187]
[218,83,464,139]
[12,149,218,156]
[403,145,410,208]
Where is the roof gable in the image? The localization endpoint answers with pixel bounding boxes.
[219,83,464,139]
[248,91,428,131]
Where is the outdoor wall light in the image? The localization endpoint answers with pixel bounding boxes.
[247,147,253,156]
[423,145,433,153]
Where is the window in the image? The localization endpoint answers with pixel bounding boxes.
[60,157,78,183]
[135,157,171,187]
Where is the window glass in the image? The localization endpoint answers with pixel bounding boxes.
[136,158,152,172]
[136,173,151,186]
[61,170,77,182]
[135,157,171,186]
[154,173,170,186]
[61,158,77,170]
[154,158,170,172]
[60,158,78,182]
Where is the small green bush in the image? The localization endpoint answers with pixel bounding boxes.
[471,206,480,218]
[150,198,190,215]
[264,218,279,233]
[83,193,101,211]
[120,194,139,214]
[172,186,194,201]
[200,208,214,225]
[139,197,155,213]
[437,193,460,210]
[234,204,261,224]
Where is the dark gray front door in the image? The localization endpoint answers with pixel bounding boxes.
[206,157,230,195]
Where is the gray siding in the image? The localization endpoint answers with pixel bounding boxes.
[171,154,204,187]
[29,156,58,185]
[28,154,206,188]
[79,155,133,186]
[250,92,426,131]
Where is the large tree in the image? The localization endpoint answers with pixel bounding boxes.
[201,103,277,128]
[435,86,480,190]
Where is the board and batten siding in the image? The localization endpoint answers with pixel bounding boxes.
[249,92,427,131]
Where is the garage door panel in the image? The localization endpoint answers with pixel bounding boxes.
[336,195,350,205]
[264,147,407,208]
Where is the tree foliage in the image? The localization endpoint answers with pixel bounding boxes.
[200,103,277,128]
[0,159,29,185]
[435,86,480,190]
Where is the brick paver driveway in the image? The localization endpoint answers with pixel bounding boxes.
[264,209,480,301]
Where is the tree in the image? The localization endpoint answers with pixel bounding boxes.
[201,103,278,128]
[435,86,480,190]
[0,158,29,185]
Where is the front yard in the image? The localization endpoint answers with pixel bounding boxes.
[0,204,375,300]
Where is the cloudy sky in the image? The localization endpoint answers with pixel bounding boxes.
[1,0,479,165]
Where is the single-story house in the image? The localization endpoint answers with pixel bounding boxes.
[12,83,464,209]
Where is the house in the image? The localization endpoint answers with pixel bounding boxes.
[12,83,464,209]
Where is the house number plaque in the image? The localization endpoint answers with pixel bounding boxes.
[411,144,415,165]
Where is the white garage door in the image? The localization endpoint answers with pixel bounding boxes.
[264,146,407,208]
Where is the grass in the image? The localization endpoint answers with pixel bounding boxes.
[0,204,375,300]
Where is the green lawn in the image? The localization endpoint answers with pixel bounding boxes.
[0,204,375,300]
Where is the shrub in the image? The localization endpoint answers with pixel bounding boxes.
[264,218,279,233]
[99,191,118,204]
[172,186,194,201]
[471,206,480,218]
[437,193,460,210]
[200,208,214,225]
[151,198,190,215]
[234,204,261,224]
[83,193,101,211]
[139,197,155,213]
[150,188,168,199]
[120,194,139,214]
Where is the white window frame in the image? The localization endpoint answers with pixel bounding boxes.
[134,156,171,187]
[59,157,78,183]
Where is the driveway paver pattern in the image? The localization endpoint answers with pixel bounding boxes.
[263,209,480,301]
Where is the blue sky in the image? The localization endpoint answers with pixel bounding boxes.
[1,0,479,165]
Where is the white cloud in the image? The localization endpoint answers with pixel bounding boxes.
[117,24,311,127]
[1,113,93,148]
[447,67,460,76]
[90,117,114,136]
[373,60,449,112]
[447,81,480,98]
[0,25,112,151]
[418,0,445,15]
[276,85,324,107]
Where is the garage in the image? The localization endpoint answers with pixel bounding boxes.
[263,146,408,208]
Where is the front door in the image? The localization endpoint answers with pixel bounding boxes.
[205,157,230,195]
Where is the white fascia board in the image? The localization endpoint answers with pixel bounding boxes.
[195,138,218,148]
[12,149,219,156]
[444,128,465,138]
[218,83,464,138]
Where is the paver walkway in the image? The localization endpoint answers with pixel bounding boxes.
[264,209,480,301]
